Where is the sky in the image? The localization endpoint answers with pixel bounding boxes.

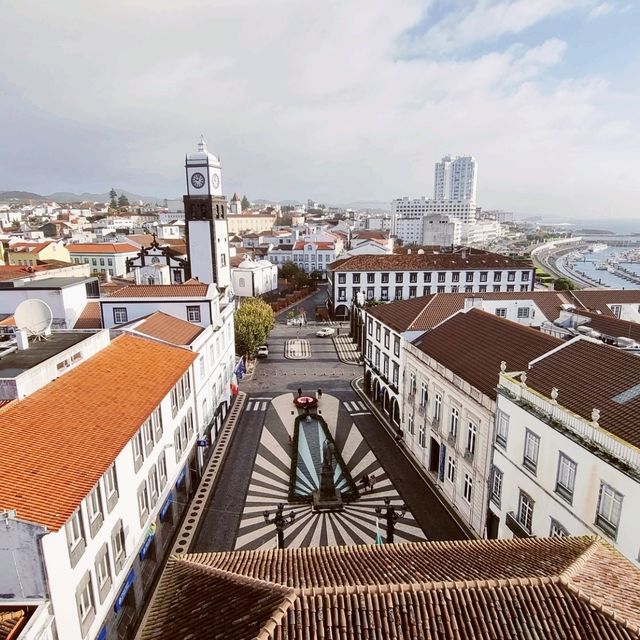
[1,0,638,219]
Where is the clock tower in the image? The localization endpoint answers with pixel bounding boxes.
[184,136,231,289]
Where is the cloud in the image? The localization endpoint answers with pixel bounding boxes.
[588,2,614,18]
[0,0,637,219]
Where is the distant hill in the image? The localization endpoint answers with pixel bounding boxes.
[0,189,169,205]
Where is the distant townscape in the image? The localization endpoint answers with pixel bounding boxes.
[1,141,639,640]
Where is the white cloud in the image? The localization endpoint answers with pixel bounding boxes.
[0,0,637,219]
[588,2,614,18]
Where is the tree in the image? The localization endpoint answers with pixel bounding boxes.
[241,195,250,211]
[118,193,129,208]
[309,270,324,281]
[554,277,576,291]
[234,297,275,357]
[109,188,118,209]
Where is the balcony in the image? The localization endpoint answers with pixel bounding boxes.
[505,512,532,538]
[447,433,457,446]
[464,448,474,462]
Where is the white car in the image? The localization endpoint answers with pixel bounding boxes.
[316,327,336,337]
[286,317,304,326]
[257,345,269,358]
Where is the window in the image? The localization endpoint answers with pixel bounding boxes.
[382,355,389,377]
[493,285,501,292]
[111,520,126,574]
[408,372,417,396]
[137,481,150,527]
[220,253,227,267]
[187,306,201,322]
[610,304,622,318]
[100,258,105,266]
[490,467,503,507]
[104,464,118,512]
[466,422,477,456]
[419,382,428,408]
[338,274,346,284]
[446,456,456,483]
[158,451,168,488]
[94,544,112,603]
[517,307,530,319]
[507,271,516,282]
[549,519,568,537]
[595,482,623,538]
[479,272,487,282]
[395,273,403,283]
[493,272,502,282]
[409,286,417,298]
[555,453,576,502]
[521,271,530,281]
[423,286,431,296]
[367,273,375,284]
[148,465,160,506]
[174,426,183,461]
[392,363,399,386]
[384,329,390,349]
[407,414,414,435]
[449,407,459,438]
[451,272,459,282]
[108,258,113,266]
[143,418,154,455]
[437,272,446,283]
[381,273,389,283]
[113,307,128,324]
[393,336,400,357]
[466,272,474,282]
[418,423,425,447]
[86,485,103,537]
[451,286,459,293]
[433,394,442,424]
[517,491,534,533]
[367,319,373,335]
[395,287,403,300]
[523,430,540,473]
[423,272,432,283]
[171,386,179,417]
[75,572,95,634]
[380,286,388,301]
[132,430,144,471]
[437,286,445,293]
[463,474,473,503]
[152,407,163,442]
[353,274,360,284]
[495,410,509,447]
[338,287,346,301]
[409,272,417,283]
[479,285,487,292]
[66,509,85,567]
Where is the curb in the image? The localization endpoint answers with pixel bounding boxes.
[332,336,364,366]
[351,376,476,540]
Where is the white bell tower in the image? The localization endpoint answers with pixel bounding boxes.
[183,137,231,289]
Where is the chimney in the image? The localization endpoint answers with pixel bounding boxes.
[407,249,412,254]
[16,330,29,350]
[105,270,112,283]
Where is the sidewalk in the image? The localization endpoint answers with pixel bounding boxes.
[352,376,476,541]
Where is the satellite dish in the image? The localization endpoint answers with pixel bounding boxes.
[14,299,53,340]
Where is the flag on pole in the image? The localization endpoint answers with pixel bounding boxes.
[230,373,239,396]
[375,517,383,545]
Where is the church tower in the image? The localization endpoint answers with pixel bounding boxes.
[183,137,231,289]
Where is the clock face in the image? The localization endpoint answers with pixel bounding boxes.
[211,173,220,189]
[191,172,206,189]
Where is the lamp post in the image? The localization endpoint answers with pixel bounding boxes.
[263,503,295,549]
[375,497,406,544]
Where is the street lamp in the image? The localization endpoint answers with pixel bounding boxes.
[375,497,406,544]
[263,503,296,549]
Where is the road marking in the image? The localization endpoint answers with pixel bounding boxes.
[351,411,371,416]
[344,401,355,412]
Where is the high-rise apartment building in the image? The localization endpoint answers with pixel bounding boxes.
[434,155,477,203]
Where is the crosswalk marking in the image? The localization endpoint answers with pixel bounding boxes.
[246,401,269,412]
[344,400,367,413]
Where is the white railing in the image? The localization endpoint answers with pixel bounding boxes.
[500,374,640,472]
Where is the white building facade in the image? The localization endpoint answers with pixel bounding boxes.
[434,155,477,202]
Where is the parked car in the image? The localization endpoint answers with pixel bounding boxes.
[286,316,305,326]
[316,327,336,337]
[257,345,269,358]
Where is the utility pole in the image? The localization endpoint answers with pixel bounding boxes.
[263,503,296,549]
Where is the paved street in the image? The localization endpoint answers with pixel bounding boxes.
[191,286,469,552]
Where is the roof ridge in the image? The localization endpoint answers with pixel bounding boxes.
[408,295,438,330]
[559,540,640,635]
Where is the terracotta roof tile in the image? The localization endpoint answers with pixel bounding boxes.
[107,284,210,298]
[367,292,570,334]
[67,243,138,254]
[132,312,204,345]
[329,252,532,272]
[571,310,640,342]
[73,301,102,329]
[142,537,640,639]
[569,289,640,315]
[0,609,26,640]
[0,335,195,530]
[522,338,640,449]
[415,309,562,399]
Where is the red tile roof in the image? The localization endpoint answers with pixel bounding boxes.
[0,263,76,282]
[568,289,640,315]
[415,309,561,399]
[0,335,196,530]
[570,310,640,342]
[73,301,102,329]
[367,292,571,333]
[7,241,55,255]
[132,312,204,345]
[141,537,640,640]
[330,252,531,272]
[108,284,210,298]
[523,338,640,449]
[67,243,138,254]
[0,609,27,640]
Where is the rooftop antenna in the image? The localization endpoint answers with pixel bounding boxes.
[14,299,53,342]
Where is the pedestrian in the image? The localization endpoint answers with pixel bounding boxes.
[369,474,376,490]
[360,475,370,491]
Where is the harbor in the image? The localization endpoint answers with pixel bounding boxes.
[561,242,640,289]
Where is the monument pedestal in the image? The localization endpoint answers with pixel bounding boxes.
[312,489,344,512]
